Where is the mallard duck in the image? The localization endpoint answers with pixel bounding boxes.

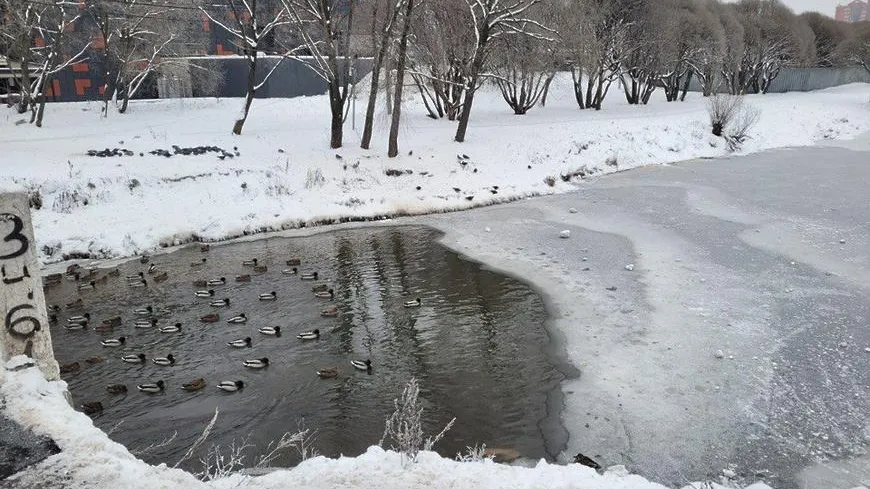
[134,318,158,328]
[259,291,277,301]
[139,255,150,264]
[93,324,114,333]
[128,278,148,288]
[207,277,226,286]
[133,305,153,316]
[253,265,268,273]
[147,263,157,274]
[242,258,258,266]
[210,298,230,307]
[107,268,121,277]
[159,323,182,333]
[138,380,165,393]
[190,258,207,267]
[122,353,146,363]
[77,280,96,291]
[48,314,58,324]
[217,380,245,392]
[64,322,88,331]
[102,316,122,327]
[102,337,126,347]
[282,267,298,275]
[200,313,219,323]
[258,326,281,336]
[59,362,81,374]
[126,272,145,281]
[81,401,103,416]
[192,279,208,287]
[152,354,175,366]
[105,384,127,394]
[227,337,252,348]
[153,271,169,283]
[66,299,84,310]
[181,378,206,392]
[351,359,373,372]
[297,329,319,340]
[235,274,251,282]
[316,367,339,378]
[300,271,318,280]
[200,244,210,252]
[84,356,104,364]
[403,298,422,308]
[66,272,81,282]
[314,288,334,299]
[243,358,269,369]
[286,258,301,266]
[320,306,339,317]
[311,284,329,293]
[47,304,61,313]
[195,289,215,298]
[67,313,90,324]
[227,313,247,324]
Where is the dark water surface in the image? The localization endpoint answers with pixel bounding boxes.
[45,227,564,472]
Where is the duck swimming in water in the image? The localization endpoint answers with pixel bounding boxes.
[242,258,258,266]
[101,336,126,347]
[207,277,226,286]
[159,323,182,333]
[181,378,206,392]
[300,271,318,280]
[316,367,339,378]
[210,298,230,307]
[138,380,165,393]
[282,267,298,275]
[403,298,422,308]
[227,337,252,348]
[134,318,158,328]
[320,306,339,317]
[105,384,128,394]
[133,305,153,316]
[258,291,277,301]
[195,289,215,298]
[314,288,334,299]
[152,354,175,366]
[122,353,146,364]
[217,380,245,392]
[258,326,281,336]
[227,313,247,324]
[297,329,320,340]
[351,359,373,372]
[67,313,90,324]
[235,274,251,282]
[200,313,219,323]
[128,278,148,288]
[243,358,269,369]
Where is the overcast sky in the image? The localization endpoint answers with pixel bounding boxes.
[725,0,839,16]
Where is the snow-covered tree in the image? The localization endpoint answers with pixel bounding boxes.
[88,0,201,115]
[359,0,404,149]
[387,0,415,157]
[202,0,291,134]
[0,0,89,126]
[283,0,358,149]
[454,0,550,142]
[491,27,552,114]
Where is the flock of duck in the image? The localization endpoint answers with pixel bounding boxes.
[46,246,423,417]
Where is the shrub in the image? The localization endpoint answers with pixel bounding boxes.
[379,378,455,466]
[707,94,741,137]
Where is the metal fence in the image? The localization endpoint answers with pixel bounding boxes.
[688,67,870,93]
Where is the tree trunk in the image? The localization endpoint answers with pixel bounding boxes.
[679,71,692,101]
[233,54,257,135]
[361,1,399,149]
[388,0,414,157]
[384,51,393,115]
[540,71,556,107]
[329,82,344,149]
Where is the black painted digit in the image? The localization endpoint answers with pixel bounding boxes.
[5,304,41,339]
[0,214,29,260]
[1,264,30,284]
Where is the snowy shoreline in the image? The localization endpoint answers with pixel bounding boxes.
[0,75,867,265]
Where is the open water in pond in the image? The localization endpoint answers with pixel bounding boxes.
[45,226,564,472]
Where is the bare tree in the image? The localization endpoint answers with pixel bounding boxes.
[492,31,551,114]
[387,0,415,157]
[800,12,848,68]
[686,0,728,97]
[0,0,39,113]
[89,0,201,115]
[360,0,404,149]
[558,0,627,110]
[407,0,472,120]
[284,0,358,149]
[203,0,291,134]
[11,0,90,126]
[454,0,549,142]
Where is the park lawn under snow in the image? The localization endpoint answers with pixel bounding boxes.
[0,74,868,264]
[2,356,771,489]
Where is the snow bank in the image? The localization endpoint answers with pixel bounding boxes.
[0,76,867,264]
[2,356,770,489]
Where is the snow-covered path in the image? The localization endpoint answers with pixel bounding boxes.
[413,137,870,488]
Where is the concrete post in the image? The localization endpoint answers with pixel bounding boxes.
[0,193,59,382]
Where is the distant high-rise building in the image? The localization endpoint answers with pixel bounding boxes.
[836,0,869,22]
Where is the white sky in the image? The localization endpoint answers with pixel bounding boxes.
[724,0,841,16]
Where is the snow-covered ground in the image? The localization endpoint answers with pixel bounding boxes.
[0,74,867,264]
[2,356,770,489]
